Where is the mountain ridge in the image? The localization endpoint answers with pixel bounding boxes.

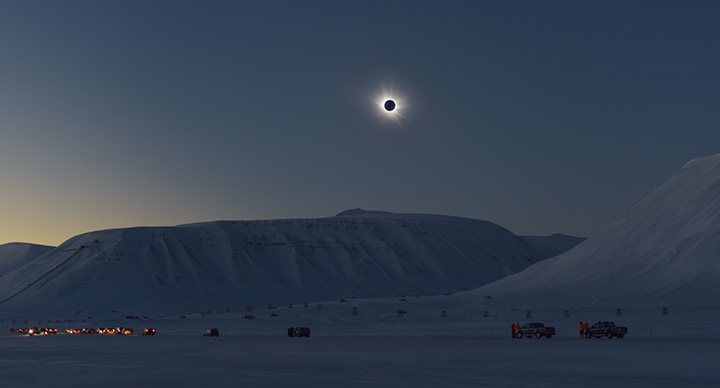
[0,243,55,277]
[0,213,548,315]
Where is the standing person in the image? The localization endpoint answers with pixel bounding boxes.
[511,323,516,338]
[514,322,520,338]
[578,322,584,338]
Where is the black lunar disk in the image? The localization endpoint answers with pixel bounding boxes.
[384,99,396,111]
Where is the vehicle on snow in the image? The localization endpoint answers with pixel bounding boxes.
[584,321,627,339]
[203,328,219,337]
[516,322,556,338]
[142,328,156,336]
[292,327,311,337]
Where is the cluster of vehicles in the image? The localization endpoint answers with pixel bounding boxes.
[10,327,57,336]
[512,321,628,339]
[10,327,149,336]
[7,319,629,341]
[10,320,627,340]
[9,326,232,338]
[65,327,135,335]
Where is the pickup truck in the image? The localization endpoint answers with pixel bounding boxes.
[584,321,627,339]
[516,322,556,338]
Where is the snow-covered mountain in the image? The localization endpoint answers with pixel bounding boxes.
[469,154,720,306]
[0,210,544,315]
[519,234,586,259]
[339,210,586,258]
[0,243,55,277]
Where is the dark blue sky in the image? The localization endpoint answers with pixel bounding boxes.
[2,0,720,245]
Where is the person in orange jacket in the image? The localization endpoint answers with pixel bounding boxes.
[579,321,589,337]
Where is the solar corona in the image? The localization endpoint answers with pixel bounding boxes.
[372,85,407,123]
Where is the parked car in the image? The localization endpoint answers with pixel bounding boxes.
[142,328,156,336]
[584,321,627,339]
[516,322,556,338]
[203,328,219,337]
[292,327,311,338]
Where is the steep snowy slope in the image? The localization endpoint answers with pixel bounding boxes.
[0,243,54,277]
[519,234,586,258]
[0,211,543,315]
[470,154,720,306]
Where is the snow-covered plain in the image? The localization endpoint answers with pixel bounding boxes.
[1,298,718,387]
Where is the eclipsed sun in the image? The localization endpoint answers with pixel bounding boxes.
[372,85,407,123]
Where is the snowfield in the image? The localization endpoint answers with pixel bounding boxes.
[1,300,719,387]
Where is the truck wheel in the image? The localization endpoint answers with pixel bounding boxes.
[517,332,523,338]
[606,331,613,339]
[585,332,592,339]
[535,331,542,338]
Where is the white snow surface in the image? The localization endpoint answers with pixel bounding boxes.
[469,154,720,307]
[0,243,54,277]
[0,212,542,315]
[519,234,586,259]
[1,297,718,387]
